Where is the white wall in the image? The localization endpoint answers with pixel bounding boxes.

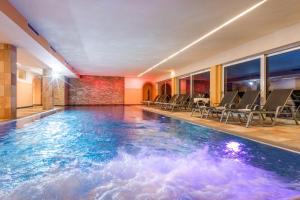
[17,69,33,108]
[124,77,156,104]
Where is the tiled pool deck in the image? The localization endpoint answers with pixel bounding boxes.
[17,106,49,118]
[139,105,300,153]
[0,106,64,126]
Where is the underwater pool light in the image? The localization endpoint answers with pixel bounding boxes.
[226,141,241,153]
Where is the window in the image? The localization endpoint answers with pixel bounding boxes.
[224,58,260,96]
[192,71,210,97]
[179,76,190,95]
[267,48,300,107]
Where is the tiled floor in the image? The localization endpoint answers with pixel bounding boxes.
[0,106,64,124]
[139,105,300,153]
[17,106,45,118]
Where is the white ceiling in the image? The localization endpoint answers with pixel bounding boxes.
[0,11,77,77]
[8,0,300,78]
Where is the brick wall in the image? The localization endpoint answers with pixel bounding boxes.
[68,75,124,105]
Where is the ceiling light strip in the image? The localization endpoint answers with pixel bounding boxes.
[137,0,267,77]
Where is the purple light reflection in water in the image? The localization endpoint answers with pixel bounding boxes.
[1,148,299,200]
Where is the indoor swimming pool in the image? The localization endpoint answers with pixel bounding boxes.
[0,106,299,200]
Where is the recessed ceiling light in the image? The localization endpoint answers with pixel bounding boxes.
[137,0,267,77]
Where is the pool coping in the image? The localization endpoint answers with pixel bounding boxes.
[139,106,300,155]
[0,107,65,128]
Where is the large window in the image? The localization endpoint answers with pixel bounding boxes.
[192,71,210,97]
[179,76,190,95]
[224,58,260,96]
[267,48,300,107]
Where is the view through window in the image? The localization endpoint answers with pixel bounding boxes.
[179,76,191,95]
[224,58,260,97]
[192,71,210,97]
[267,48,300,107]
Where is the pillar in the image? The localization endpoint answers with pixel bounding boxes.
[53,77,68,106]
[42,69,54,110]
[260,55,267,105]
[155,82,159,96]
[171,77,177,95]
[190,75,193,95]
[0,44,16,119]
[210,65,222,106]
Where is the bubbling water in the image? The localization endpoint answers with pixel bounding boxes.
[1,148,299,200]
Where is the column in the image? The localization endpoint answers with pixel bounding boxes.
[171,77,177,95]
[42,69,54,110]
[210,65,222,106]
[260,55,267,105]
[53,77,69,106]
[190,75,193,95]
[0,44,17,119]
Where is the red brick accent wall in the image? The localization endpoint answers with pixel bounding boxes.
[68,75,124,105]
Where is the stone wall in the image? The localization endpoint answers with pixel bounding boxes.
[42,69,54,110]
[53,78,68,106]
[68,75,124,105]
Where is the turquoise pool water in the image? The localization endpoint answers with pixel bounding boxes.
[0,106,299,200]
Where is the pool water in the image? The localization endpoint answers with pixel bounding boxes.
[0,106,299,200]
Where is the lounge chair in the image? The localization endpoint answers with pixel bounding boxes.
[169,94,190,111]
[142,95,159,106]
[219,90,260,123]
[233,89,298,127]
[179,95,192,111]
[148,95,162,106]
[192,91,238,118]
[160,94,179,109]
[297,106,300,119]
[163,94,184,111]
[154,94,169,107]
[291,91,300,119]
[188,93,208,111]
